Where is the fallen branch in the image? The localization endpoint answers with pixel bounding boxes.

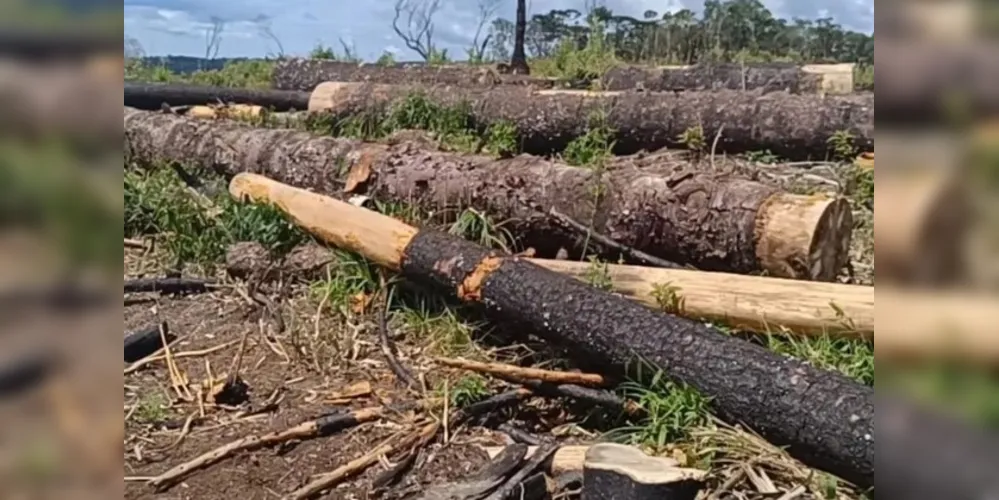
[379,283,419,390]
[124,277,215,295]
[518,379,642,416]
[435,357,606,386]
[228,172,874,487]
[548,208,684,269]
[149,405,402,491]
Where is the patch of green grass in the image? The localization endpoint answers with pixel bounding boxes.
[583,257,613,291]
[827,129,857,162]
[650,282,685,315]
[398,305,477,356]
[764,333,874,386]
[443,374,491,408]
[746,149,781,164]
[881,364,999,429]
[309,250,380,311]
[563,122,614,168]
[124,166,306,268]
[483,121,519,158]
[132,392,170,424]
[678,125,707,155]
[127,59,275,89]
[608,363,711,453]
[448,208,514,252]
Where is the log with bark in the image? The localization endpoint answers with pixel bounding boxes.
[271,57,563,91]
[123,107,854,282]
[306,82,873,160]
[600,62,855,94]
[877,40,999,123]
[226,172,875,488]
[123,82,311,112]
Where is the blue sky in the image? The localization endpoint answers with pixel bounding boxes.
[124,0,874,60]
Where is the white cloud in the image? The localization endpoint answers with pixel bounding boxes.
[125,0,873,59]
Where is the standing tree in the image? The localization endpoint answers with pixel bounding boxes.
[509,0,530,74]
[204,17,225,61]
[468,0,501,63]
[391,0,441,61]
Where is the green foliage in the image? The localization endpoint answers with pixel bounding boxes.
[124,167,306,268]
[746,149,781,164]
[376,51,398,66]
[427,47,451,65]
[483,121,519,158]
[608,363,711,452]
[827,130,857,162]
[126,59,275,89]
[448,208,514,252]
[765,333,874,386]
[309,250,380,311]
[678,125,707,154]
[563,121,614,167]
[849,163,874,209]
[651,282,685,315]
[446,374,490,407]
[583,257,614,291]
[309,43,337,60]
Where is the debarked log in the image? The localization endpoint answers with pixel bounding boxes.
[124,82,311,112]
[306,82,874,160]
[227,172,874,488]
[271,57,564,91]
[123,107,853,281]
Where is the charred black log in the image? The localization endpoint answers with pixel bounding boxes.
[124,322,172,363]
[124,82,311,112]
[582,443,705,500]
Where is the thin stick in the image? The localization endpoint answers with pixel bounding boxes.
[548,208,683,269]
[125,238,147,249]
[149,405,391,491]
[377,279,419,389]
[434,356,606,386]
[283,421,440,500]
[124,341,238,375]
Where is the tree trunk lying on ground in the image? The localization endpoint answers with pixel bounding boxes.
[877,41,999,123]
[124,107,854,281]
[306,82,873,160]
[582,443,706,500]
[227,172,874,488]
[0,60,120,144]
[124,82,311,112]
[271,57,564,91]
[601,62,855,94]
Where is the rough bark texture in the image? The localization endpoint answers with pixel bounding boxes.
[271,58,557,91]
[0,28,119,61]
[510,0,529,75]
[125,107,831,278]
[877,41,999,123]
[124,82,311,111]
[601,62,831,93]
[124,323,172,363]
[307,82,873,160]
[399,230,874,487]
[582,443,704,500]
[879,394,999,500]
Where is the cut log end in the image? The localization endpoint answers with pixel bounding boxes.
[308,81,379,112]
[755,193,853,282]
[582,443,706,500]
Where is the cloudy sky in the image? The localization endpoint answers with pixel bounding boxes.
[124,0,874,60]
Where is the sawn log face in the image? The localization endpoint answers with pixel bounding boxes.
[400,230,874,488]
[124,108,787,275]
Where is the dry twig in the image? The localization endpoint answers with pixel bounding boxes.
[435,356,606,386]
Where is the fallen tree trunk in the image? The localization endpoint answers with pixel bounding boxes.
[124,107,854,281]
[227,172,874,488]
[271,57,564,91]
[877,41,999,123]
[600,62,855,94]
[124,82,311,112]
[306,82,873,160]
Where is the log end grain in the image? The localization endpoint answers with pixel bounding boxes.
[582,443,705,500]
[308,81,395,112]
[755,193,853,282]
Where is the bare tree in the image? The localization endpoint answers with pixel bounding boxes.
[204,16,225,60]
[509,0,529,74]
[468,0,501,62]
[124,36,145,60]
[253,15,285,57]
[391,0,441,61]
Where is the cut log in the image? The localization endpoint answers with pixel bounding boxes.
[124,82,310,112]
[306,82,873,160]
[877,41,999,123]
[123,108,854,281]
[600,62,854,94]
[534,259,872,337]
[271,58,562,91]
[227,172,875,487]
[484,445,594,476]
[582,443,706,500]
[875,167,970,286]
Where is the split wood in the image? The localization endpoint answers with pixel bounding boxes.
[434,356,606,386]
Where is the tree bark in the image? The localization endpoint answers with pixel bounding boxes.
[124,82,311,112]
[271,58,553,91]
[306,82,873,160]
[227,172,875,488]
[601,62,855,94]
[124,107,854,281]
